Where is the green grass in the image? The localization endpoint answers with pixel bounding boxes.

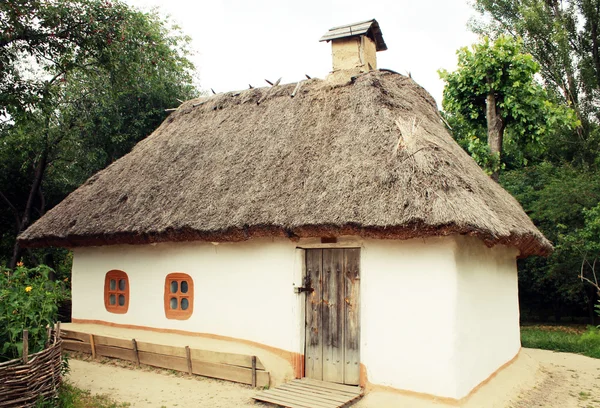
[521,325,600,359]
[35,382,130,408]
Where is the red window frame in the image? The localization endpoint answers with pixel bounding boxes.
[164,273,194,320]
[104,270,129,314]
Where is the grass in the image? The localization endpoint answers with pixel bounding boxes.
[521,324,600,359]
[35,382,130,408]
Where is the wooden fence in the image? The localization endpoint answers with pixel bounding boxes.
[0,325,63,408]
[61,329,269,387]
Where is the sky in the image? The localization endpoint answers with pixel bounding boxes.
[126,0,479,106]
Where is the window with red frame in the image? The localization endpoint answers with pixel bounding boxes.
[164,273,193,320]
[104,270,129,314]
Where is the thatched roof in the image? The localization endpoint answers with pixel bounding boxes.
[19,70,552,257]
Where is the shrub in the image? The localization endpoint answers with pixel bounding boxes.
[0,264,68,361]
[578,326,600,358]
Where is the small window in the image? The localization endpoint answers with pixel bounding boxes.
[104,270,129,314]
[164,273,194,320]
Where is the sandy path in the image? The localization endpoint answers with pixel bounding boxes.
[67,359,266,407]
[67,348,600,408]
[510,348,600,408]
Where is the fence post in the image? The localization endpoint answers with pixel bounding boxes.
[55,321,61,344]
[22,329,29,364]
[132,339,140,367]
[252,356,257,387]
[89,334,96,359]
[185,346,193,375]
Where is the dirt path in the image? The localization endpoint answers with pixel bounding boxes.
[67,359,264,407]
[509,348,600,408]
[67,348,600,407]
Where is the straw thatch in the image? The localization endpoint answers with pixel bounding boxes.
[19,71,551,257]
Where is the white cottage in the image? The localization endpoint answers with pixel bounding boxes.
[20,20,551,402]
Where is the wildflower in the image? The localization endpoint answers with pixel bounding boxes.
[25,286,32,292]
[63,277,69,282]
[12,310,17,314]
[16,261,23,267]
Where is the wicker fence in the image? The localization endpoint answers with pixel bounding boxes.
[0,324,63,408]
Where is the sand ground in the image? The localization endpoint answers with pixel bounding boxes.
[67,348,600,408]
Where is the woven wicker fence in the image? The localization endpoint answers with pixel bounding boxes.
[0,325,63,408]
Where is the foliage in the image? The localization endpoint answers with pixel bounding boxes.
[446,0,600,323]
[0,0,198,267]
[0,264,68,361]
[471,0,600,132]
[501,164,600,321]
[521,325,600,358]
[36,382,130,408]
[559,202,600,300]
[439,36,577,174]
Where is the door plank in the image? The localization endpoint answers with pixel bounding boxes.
[278,384,353,402]
[305,249,323,381]
[343,248,361,385]
[260,389,339,408]
[294,378,362,394]
[322,249,344,384]
[253,393,316,408]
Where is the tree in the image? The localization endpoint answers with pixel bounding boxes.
[468,0,600,324]
[0,1,198,268]
[439,36,577,179]
[471,0,600,164]
[502,164,600,322]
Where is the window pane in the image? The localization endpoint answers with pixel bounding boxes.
[110,279,116,290]
[118,294,125,306]
[170,297,178,310]
[119,279,126,291]
[109,294,116,305]
[170,281,178,293]
[181,281,188,294]
[181,298,189,310]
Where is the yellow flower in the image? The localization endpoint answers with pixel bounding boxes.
[25,286,32,292]
[16,261,23,267]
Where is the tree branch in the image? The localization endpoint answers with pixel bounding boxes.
[0,190,22,230]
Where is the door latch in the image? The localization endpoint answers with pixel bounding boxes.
[294,275,314,294]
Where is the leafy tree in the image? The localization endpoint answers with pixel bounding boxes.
[502,164,600,322]
[470,0,600,164]
[439,36,577,179]
[0,1,198,268]
[561,203,600,295]
[466,0,600,323]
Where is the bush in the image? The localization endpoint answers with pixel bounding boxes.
[578,326,600,358]
[0,264,68,361]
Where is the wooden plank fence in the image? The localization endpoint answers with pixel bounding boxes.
[61,330,269,387]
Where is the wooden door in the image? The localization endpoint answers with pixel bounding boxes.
[305,248,360,385]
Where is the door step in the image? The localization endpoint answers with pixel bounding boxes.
[254,377,363,408]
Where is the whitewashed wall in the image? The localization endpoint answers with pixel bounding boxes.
[71,235,520,400]
[360,237,460,398]
[453,236,520,399]
[72,239,304,353]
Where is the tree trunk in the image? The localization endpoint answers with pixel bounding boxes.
[486,89,505,181]
[9,147,48,268]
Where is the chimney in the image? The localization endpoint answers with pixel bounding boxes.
[320,19,387,81]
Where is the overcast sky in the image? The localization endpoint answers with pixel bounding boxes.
[126,0,479,106]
